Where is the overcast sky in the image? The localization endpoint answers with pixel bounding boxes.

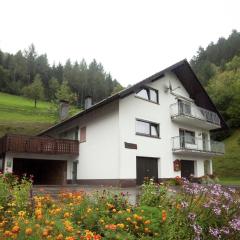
[0,0,239,86]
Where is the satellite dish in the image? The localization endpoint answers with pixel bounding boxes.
[164,80,181,93]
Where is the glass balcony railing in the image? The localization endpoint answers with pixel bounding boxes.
[170,102,221,126]
[172,136,225,155]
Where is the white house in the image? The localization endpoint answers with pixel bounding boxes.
[0,60,226,186]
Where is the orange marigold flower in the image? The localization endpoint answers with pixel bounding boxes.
[42,229,49,237]
[4,230,13,237]
[12,225,20,233]
[105,224,117,230]
[64,212,70,218]
[162,210,167,222]
[65,225,73,232]
[144,227,150,233]
[144,220,151,225]
[65,237,75,240]
[25,228,33,236]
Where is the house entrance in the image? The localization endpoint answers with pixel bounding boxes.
[181,160,194,178]
[136,157,158,185]
[13,158,67,185]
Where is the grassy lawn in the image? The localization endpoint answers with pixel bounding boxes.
[0,92,79,136]
[213,128,240,178]
[219,177,240,186]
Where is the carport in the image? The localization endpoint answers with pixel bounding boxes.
[0,134,79,185]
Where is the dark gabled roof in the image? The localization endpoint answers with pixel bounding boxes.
[38,59,227,136]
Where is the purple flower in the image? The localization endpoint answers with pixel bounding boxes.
[193,224,202,235]
[181,201,189,208]
[229,218,240,231]
[209,227,221,239]
[188,212,196,222]
[213,207,221,215]
[220,227,230,235]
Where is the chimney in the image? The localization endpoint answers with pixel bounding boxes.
[84,96,93,110]
[59,100,69,121]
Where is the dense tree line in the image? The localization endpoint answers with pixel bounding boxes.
[190,30,240,130]
[0,44,123,107]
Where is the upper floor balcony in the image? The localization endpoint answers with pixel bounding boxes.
[0,134,79,156]
[170,101,221,130]
[172,135,225,157]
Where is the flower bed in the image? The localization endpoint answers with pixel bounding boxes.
[0,174,239,239]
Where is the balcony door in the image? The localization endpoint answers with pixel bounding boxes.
[178,99,191,116]
[179,129,195,149]
[202,132,208,151]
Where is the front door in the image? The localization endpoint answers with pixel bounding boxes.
[136,157,158,185]
[181,160,194,178]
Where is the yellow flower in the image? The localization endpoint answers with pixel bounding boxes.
[87,208,92,213]
[176,204,181,209]
[56,234,64,240]
[117,223,125,229]
[126,208,131,213]
[18,211,26,218]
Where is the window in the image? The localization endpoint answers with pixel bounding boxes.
[136,119,159,138]
[136,87,158,103]
[74,127,79,140]
[80,127,86,142]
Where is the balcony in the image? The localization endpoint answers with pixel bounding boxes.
[0,134,79,155]
[170,101,221,130]
[172,136,225,157]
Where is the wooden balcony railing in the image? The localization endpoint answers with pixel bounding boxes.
[0,134,79,155]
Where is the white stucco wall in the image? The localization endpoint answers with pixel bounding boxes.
[118,71,211,179]
[75,101,120,180]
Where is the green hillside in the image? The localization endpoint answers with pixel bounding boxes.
[213,129,240,178]
[0,92,78,136]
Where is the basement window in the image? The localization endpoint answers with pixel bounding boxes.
[136,87,159,104]
[136,119,159,138]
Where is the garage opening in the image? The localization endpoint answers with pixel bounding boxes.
[181,160,194,178]
[13,158,67,185]
[136,157,158,185]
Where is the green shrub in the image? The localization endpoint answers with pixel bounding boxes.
[139,179,168,207]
